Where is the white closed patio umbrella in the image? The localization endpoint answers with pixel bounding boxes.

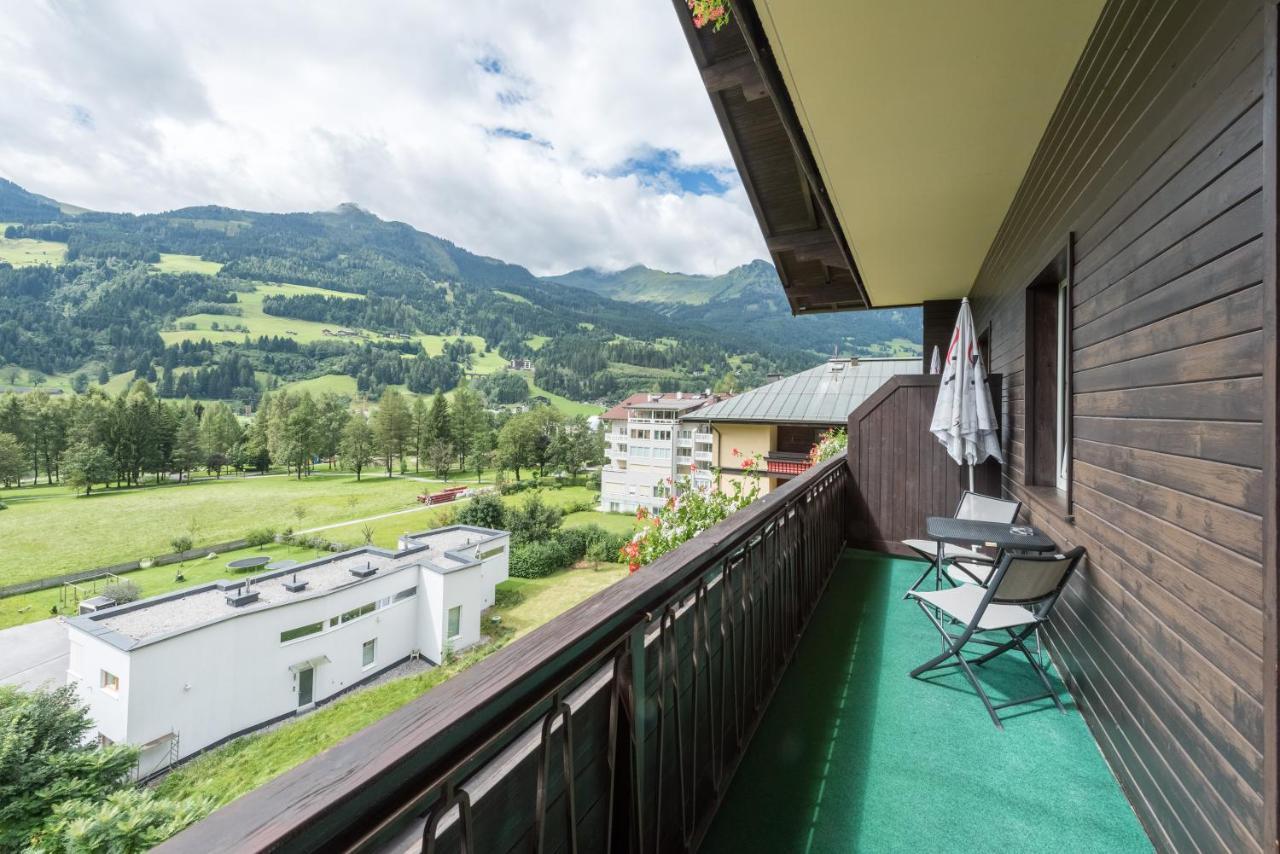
[929,345,941,374]
[930,298,1003,491]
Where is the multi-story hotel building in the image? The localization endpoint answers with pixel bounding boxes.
[598,391,722,513]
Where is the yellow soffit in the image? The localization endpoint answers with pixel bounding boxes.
[754,0,1104,305]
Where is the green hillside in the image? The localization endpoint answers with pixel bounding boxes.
[0,178,919,412]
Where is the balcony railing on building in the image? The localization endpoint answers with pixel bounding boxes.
[159,375,994,854]
[764,451,812,477]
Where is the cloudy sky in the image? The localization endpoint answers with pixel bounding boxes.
[0,1,768,276]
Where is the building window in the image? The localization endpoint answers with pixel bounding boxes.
[362,639,376,668]
[1025,250,1071,492]
[280,621,324,643]
[447,606,461,639]
[477,544,505,559]
[338,602,377,624]
[654,430,671,441]
[394,586,417,602]
[100,670,120,693]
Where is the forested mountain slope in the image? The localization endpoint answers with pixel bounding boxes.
[0,178,919,406]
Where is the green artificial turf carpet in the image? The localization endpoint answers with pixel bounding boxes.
[700,550,1152,853]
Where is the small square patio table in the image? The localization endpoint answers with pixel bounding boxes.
[919,517,1057,591]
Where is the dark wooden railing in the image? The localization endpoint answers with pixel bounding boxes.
[846,374,1002,554]
[157,455,851,854]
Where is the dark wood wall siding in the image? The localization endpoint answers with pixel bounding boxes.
[921,299,962,365]
[845,375,1001,554]
[966,2,1269,851]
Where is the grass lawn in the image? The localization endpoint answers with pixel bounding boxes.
[521,372,604,418]
[151,253,224,275]
[0,482,604,630]
[0,224,67,267]
[563,509,639,535]
[0,474,424,587]
[161,282,366,346]
[0,541,326,631]
[279,373,360,398]
[152,562,626,812]
[318,484,599,549]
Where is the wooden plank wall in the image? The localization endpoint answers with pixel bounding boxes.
[845,374,1001,554]
[966,1,1269,850]
[921,299,961,365]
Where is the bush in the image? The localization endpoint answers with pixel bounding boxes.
[456,493,507,530]
[169,535,193,555]
[0,685,139,850]
[493,586,525,609]
[585,528,631,563]
[509,539,573,578]
[29,787,213,853]
[100,580,141,604]
[507,495,563,545]
[245,528,276,548]
[499,480,535,496]
[563,499,596,514]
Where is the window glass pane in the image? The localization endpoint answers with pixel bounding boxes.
[340,602,377,623]
[393,586,417,602]
[100,670,120,692]
[447,606,461,638]
[362,639,376,667]
[280,622,324,643]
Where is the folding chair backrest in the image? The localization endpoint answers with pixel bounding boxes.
[955,491,1021,525]
[989,547,1086,616]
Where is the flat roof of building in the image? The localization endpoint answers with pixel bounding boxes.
[600,391,727,421]
[68,525,508,650]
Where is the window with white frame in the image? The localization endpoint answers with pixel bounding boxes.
[362,638,377,668]
[447,606,462,639]
[100,670,120,693]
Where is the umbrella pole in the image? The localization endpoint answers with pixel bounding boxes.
[967,463,974,493]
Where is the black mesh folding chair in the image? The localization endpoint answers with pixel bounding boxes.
[902,491,1022,598]
[906,547,1086,729]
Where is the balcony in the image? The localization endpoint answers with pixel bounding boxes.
[764,451,812,477]
[161,377,1140,853]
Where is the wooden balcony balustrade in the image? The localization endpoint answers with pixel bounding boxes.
[158,454,851,854]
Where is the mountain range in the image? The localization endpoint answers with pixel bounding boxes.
[0,177,920,405]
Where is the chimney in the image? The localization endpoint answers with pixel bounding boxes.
[767,373,782,383]
[676,391,683,400]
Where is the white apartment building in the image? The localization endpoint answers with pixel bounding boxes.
[65,525,508,778]
[599,392,721,513]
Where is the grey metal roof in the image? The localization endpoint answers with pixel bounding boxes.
[682,358,921,425]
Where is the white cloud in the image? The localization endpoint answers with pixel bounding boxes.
[0,0,768,275]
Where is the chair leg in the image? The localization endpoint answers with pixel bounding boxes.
[903,557,938,600]
[907,602,1004,729]
[968,625,1037,666]
[954,649,1004,730]
[1011,633,1065,714]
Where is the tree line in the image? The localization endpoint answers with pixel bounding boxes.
[0,380,603,497]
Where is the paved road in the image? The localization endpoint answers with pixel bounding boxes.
[0,618,69,690]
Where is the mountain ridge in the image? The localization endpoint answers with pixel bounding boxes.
[0,177,919,405]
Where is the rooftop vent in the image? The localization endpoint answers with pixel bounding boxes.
[215,579,244,592]
[283,573,308,593]
[675,391,683,399]
[225,590,259,607]
[350,561,377,579]
[226,576,259,607]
